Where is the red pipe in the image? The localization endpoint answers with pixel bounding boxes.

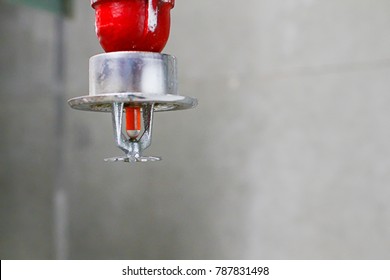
[91,0,175,53]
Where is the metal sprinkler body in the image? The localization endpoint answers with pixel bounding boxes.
[68,0,197,163]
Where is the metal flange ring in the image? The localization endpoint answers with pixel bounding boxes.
[68,93,197,112]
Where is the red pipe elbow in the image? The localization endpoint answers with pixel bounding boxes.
[91,0,175,53]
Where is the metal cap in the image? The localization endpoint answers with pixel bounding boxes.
[68,51,197,112]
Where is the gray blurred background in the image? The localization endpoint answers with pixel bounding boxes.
[1,0,390,259]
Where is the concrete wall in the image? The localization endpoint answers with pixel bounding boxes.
[1,0,390,259]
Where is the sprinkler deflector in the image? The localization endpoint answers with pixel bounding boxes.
[68,0,197,163]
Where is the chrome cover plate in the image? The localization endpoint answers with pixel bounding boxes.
[68,93,197,112]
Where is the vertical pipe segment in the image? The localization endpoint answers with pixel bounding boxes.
[91,0,174,52]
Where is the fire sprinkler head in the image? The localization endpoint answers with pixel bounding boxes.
[68,1,197,163]
[68,52,197,162]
